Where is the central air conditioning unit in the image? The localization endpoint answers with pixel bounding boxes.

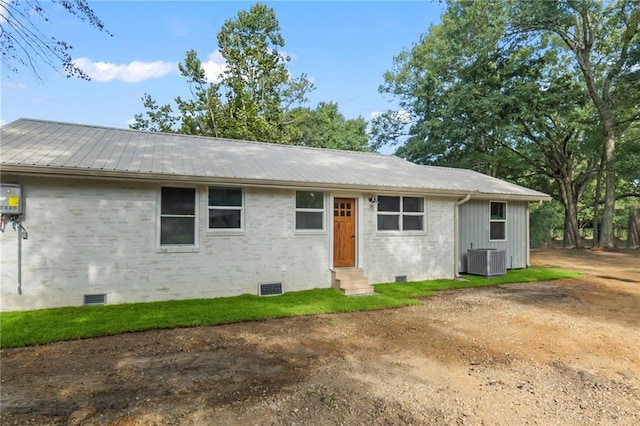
[467,249,506,277]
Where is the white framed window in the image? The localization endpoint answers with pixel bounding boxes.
[295,190,324,230]
[160,187,197,245]
[209,187,243,230]
[377,196,425,231]
[490,201,507,241]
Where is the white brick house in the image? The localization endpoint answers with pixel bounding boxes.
[0,119,549,311]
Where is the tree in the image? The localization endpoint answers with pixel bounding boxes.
[508,0,640,248]
[375,0,639,248]
[376,0,532,177]
[0,0,110,79]
[286,102,369,151]
[129,94,178,133]
[215,3,289,142]
[131,3,365,149]
[376,0,599,247]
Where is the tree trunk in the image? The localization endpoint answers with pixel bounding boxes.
[591,145,606,246]
[559,176,583,249]
[599,126,616,249]
[628,208,640,249]
[563,210,575,248]
[570,33,617,249]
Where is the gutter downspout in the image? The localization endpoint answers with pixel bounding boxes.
[525,203,531,268]
[454,194,471,278]
[17,223,28,295]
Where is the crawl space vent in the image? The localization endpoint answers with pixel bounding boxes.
[395,275,408,282]
[258,282,283,296]
[83,294,106,305]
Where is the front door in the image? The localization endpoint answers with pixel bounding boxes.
[333,198,356,267]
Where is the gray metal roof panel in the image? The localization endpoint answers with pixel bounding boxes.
[0,118,549,199]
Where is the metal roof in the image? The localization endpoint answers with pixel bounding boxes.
[0,118,550,200]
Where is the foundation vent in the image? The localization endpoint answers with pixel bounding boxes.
[258,282,283,296]
[83,294,106,305]
[395,275,408,282]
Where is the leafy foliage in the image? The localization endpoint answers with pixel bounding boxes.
[508,0,639,247]
[131,4,367,150]
[286,102,369,151]
[375,0,640,247]
[530,201,565,248]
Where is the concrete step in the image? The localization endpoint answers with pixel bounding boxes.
[332,268,366,280]
[338,278,370,288]
[331,268,374,296]
[342,286,376,296]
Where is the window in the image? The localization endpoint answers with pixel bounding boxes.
[209,187,243,229]
[296,191,324,230]
[377,196,425,231]
[160,187,196,245]
[490,201,506,240]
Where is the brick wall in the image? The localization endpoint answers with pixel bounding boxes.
[1,177,330,311]
[362,198,456,283]
[1,176,456,311]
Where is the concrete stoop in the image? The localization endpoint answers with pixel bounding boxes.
[331,268,374,296]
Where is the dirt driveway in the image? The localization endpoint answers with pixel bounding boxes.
[1,249,639,425]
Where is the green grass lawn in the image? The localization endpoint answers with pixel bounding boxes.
[0,268,580,349]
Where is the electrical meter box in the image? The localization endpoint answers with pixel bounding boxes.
[0,184,23,215]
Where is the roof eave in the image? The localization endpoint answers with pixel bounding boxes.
[0,165,552,202]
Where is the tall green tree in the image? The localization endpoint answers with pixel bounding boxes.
[507,0,640,248]
[132,4,314,143]
[213,3,311,142]
[375,0,530,177]
[131,3,366,150]
[375,0,639,248]
[376,0,593,247]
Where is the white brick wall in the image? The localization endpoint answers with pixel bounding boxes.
[362,198,456,283]
[1,177,331,311]
[1,176,456,311]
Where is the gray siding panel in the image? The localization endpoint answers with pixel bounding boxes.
[458,201,529,273]
[506,202,527,269]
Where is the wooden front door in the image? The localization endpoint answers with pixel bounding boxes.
[333,198,356,267]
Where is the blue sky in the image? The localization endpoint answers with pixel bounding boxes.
[1,1,444,131]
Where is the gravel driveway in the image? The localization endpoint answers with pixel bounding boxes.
[1,248,639,425]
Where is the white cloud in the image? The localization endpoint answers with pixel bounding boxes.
[69,48,290,85]
[0,119,6,127]
[72,57,178,83]
[201,50,227,83]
